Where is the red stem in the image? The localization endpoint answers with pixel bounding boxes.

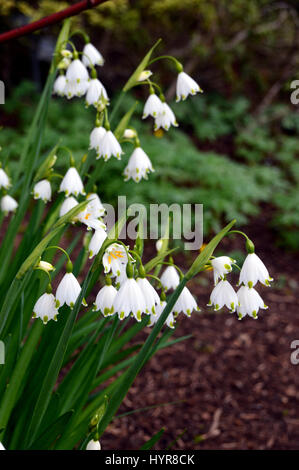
[0,0,105,44]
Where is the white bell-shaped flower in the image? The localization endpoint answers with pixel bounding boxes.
[33,179,51,203]
[160,266,180,291]
[148,300,175,329]
[211,256,235,285]
[1,195,18,214]
[65,58,89,98]
[208,280,238,312]
[0,168,10,189]
[154,102,178,131]
[89,126,106,152]
[53,74,66,96]
[124,147,154,182]
[86,193,105,218]
[102,243,128,277]
[59,167,85,197]
[173,286,199,317]
[85,78,108,107]
[113,277,146,321]
[239,253,273,288]
[56,271,86,309]
[86,439,102,450]
[137,277,160,315]
[33,292,59,325]
[142,93,163,119]
[89,227,107,259]
[237,285,268,320]
[65,79,89,99]
[93,283,117,316]
[176,71,202,102]
[59,196,78,218]
[0,442,5,450]
[82,43,104,67]
[97,130,122,161]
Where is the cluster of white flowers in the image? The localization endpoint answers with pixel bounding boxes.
[92,250,199,329]
[53,43,106,103]
[52,40,202,188]
[0,167,18,215]
[33,259,87,324]
[208,251,272,320]
[29,37,272,330]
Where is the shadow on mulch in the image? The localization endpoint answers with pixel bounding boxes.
[102,217,299,450]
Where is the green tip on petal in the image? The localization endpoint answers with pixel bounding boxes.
[248,281,253,288]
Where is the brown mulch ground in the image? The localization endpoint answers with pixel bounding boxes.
[101,216,299,450]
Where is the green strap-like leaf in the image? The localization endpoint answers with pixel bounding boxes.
[123,39,162,92]
[140,428,165,450]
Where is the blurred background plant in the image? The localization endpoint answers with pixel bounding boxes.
[0,0,298,249]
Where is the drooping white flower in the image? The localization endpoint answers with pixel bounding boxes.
[124,147,154,183]
[208,280,238,312]
[0,168,11,189]
[65,58,89,98]
[89,227,107,259]
[97,130,122,161]
[86,193,105,218]
[148,300,175,329]
[154,102,178,131]
[59,196,78,218]
[59,167,85,197]
[82,43,104,67]
[86,439,101,450]
[1,195,18,214]
[85,78,108,107]
[93,284,117,316]
[53,74,66,96]
[89,126,106,152]
[137,277,160,315]
[160,266,180,291]
[142,93,163,119]
[56,272,86,309]
[113,278,146,321]
[102,243,128,277]
[33,179,51,202]
[33,292,59,324]
[176,71,202,102]
[0,442,5,450]
[237,285,268,320]
[211,256,235,285]
[239,253,273,288]
[65,79,89,99]
[173,286,199,317]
